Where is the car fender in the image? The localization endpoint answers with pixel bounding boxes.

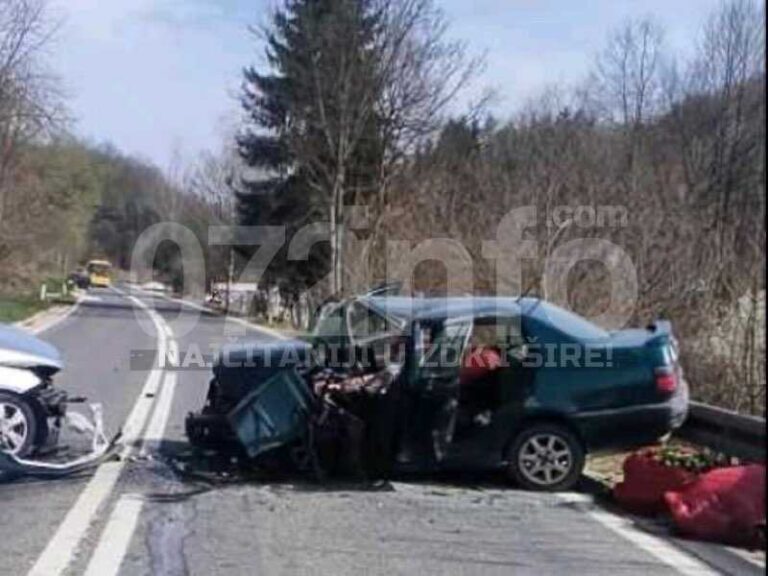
[502,407,586,458]
[0,365,42,395]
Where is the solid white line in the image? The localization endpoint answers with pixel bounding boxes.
[139,367,178,458]
[23,295,84,336]
[27,296,171,576]
[83,495,144,576]
[556,493,719,575]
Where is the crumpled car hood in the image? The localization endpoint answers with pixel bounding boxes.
[0,323,63,371]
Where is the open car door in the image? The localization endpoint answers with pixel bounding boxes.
[406,317,473,465]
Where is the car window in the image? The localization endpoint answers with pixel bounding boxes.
[347,301,396,341]
[313,303,348,340]
[470,317,524,348]
[420,320,472,369]
[536,303,609,340]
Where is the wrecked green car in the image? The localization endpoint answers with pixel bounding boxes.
[186,291,688,491]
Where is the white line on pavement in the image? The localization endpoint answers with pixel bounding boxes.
[19,294,84,336]
[27,295,173,576]
[555,493,719,576]
[139,365,178,458]
[83,495,144,576]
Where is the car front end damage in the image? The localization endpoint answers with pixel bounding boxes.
[185,337,402,477]
[0,324,117,478]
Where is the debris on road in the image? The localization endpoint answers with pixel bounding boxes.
[0,403,118,479]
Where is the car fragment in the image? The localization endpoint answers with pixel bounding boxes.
[0,404,117,478]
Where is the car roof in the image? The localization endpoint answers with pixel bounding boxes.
[360,295,541,322]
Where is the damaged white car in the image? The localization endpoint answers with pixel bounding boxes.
[0,324,112,477]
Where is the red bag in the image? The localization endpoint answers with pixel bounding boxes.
[460,346,502,383]
[613,450,698,516]
[664,465,766,548]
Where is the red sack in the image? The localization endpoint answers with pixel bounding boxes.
[613,450,698,516]
[664,465,766,548]
[460,346,502,383]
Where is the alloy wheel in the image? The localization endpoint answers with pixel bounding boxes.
[0,401,30,455]
[517,433,573,487]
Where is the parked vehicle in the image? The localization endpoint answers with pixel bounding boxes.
[68,267,90,290]
[186,288,689,491]
[0,324,68,457]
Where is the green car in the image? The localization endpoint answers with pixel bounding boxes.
[187,290,688,491]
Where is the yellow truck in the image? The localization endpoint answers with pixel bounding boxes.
[86,260,112,288]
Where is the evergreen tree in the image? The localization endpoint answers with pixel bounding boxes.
[236,0,383,295]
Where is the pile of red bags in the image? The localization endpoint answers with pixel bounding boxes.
[613,448,766,548]
[665,465,766,548]
[613,449,698,516]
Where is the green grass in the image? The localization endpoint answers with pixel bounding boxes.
[0,296,50,324]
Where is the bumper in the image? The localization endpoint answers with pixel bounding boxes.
[574,386,689,452]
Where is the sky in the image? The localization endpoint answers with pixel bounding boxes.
[49,0,724,170]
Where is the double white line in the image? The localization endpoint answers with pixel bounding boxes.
[28,296,179,576]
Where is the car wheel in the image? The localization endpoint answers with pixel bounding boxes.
[507,423,585,492]
[0,392,39,458]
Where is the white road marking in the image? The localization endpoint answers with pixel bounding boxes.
[139,366,178,458]
[27,295,173,576]
[556,493,719,575]
[18,294,84,336]
[83,495,144,576]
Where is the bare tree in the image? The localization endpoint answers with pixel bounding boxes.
[593,16,665,128]
[0,0,63,226]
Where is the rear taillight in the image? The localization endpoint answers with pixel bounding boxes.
[655,365,678,394]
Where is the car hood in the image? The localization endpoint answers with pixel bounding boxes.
[0,324,64,371]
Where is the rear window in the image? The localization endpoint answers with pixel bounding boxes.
[535,303,609,340]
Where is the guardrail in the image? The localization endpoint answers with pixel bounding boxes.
[678,401,766,462]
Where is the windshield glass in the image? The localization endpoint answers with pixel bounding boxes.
[87,262,111,275]
[313,303,347,340]
[347,301,398,341]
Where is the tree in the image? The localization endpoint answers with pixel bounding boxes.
[0,0,64,266]
[237,0,475,296]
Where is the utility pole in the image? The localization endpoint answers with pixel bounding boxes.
[225,246,234,314]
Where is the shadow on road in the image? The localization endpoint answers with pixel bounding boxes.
[149,439,602,498]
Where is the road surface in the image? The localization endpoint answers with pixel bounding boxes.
[0,288,761,575]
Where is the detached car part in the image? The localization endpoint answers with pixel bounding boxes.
[1,404,117,478]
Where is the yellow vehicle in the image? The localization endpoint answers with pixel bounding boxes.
[86,260,112,288]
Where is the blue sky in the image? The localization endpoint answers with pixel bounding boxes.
[50,0,723,169]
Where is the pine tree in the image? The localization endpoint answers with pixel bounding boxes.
[236,0,383,296]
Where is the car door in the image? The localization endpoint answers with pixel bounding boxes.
[407,317,473,464]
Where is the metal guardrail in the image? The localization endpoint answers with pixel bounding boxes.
[679,401,766,462]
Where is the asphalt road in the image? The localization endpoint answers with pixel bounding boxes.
[0,288,761,576]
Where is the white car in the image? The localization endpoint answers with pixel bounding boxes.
[0,324,66,457]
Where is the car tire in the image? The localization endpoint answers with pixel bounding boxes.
[507,422,585,492]
[0,392,39,458]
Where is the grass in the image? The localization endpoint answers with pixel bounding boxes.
[0,296,50,324]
